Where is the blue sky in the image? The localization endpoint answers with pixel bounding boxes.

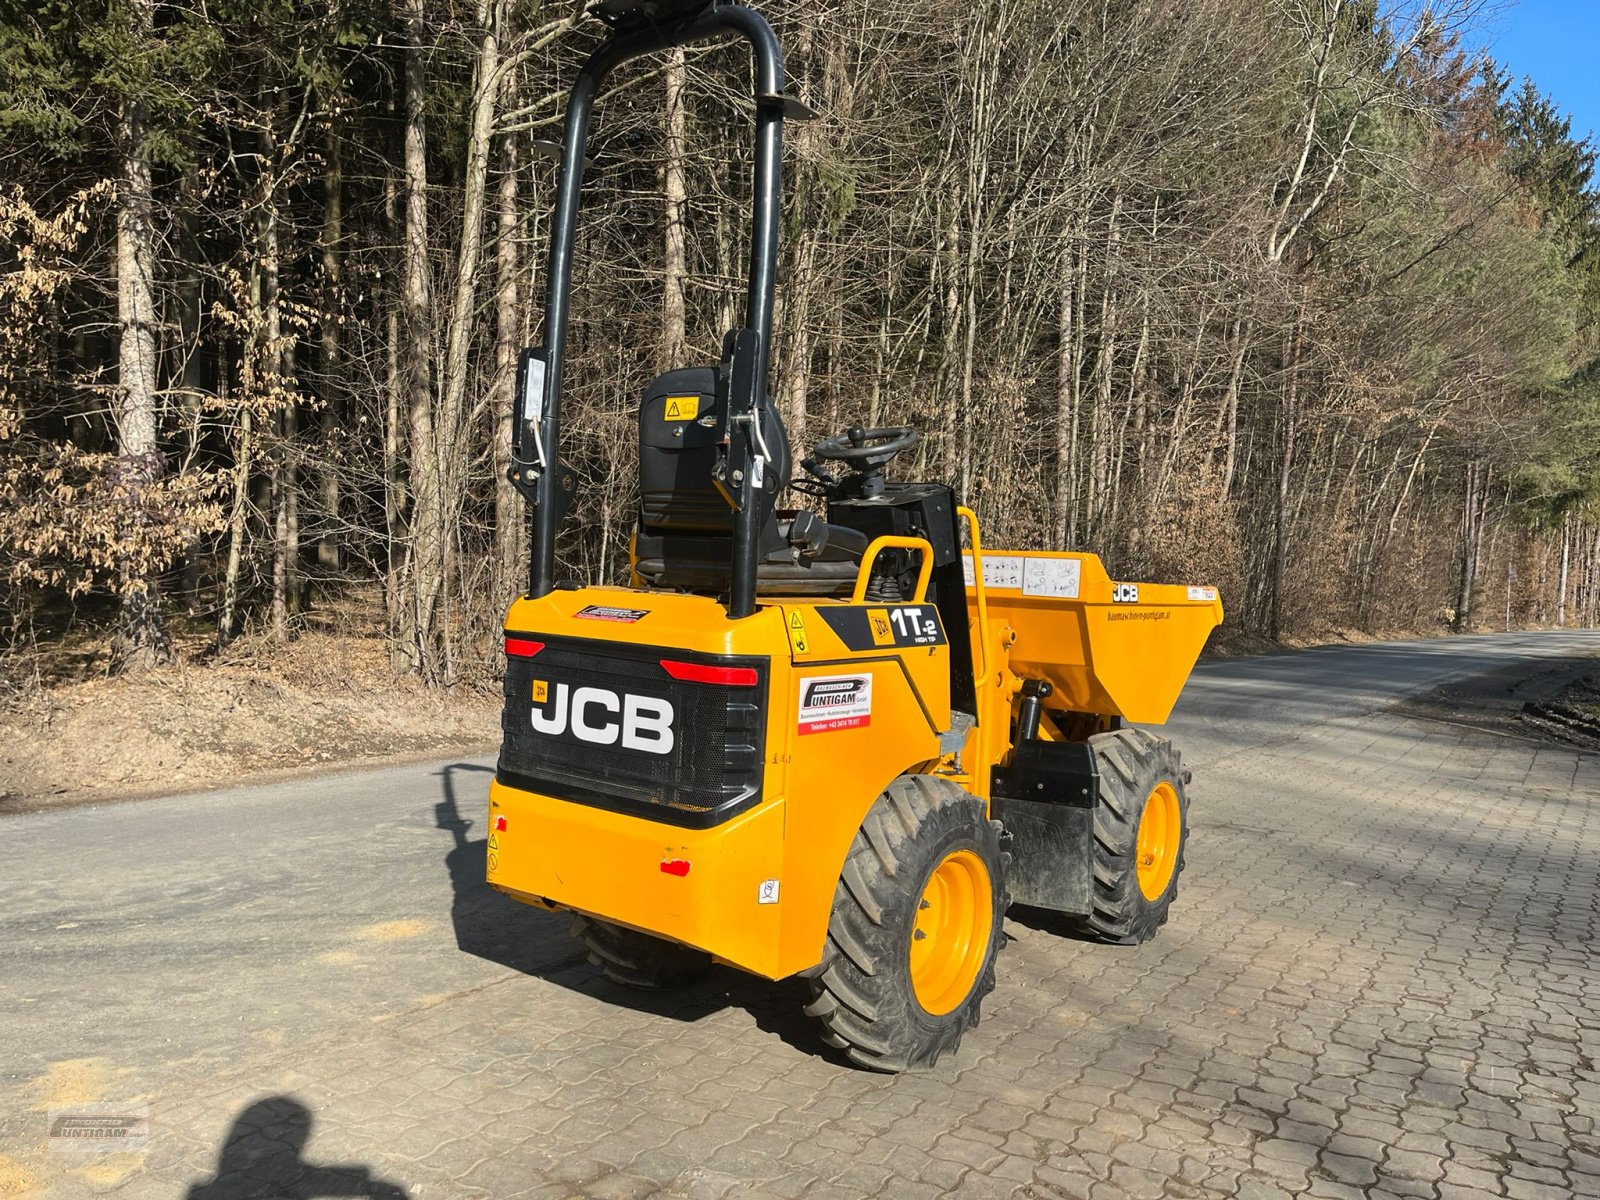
[1484,0,1600,144]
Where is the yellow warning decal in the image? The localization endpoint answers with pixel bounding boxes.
[532,679,548,703]
[787,610,810,655]
[663,395,700,421]
[866,607,895,646]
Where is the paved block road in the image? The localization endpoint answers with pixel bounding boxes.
[2,631,1598,1199]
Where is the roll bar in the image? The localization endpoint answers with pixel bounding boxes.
[517,3,785,619]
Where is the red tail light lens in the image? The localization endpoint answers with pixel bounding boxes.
[659,659,758,686]
[505,638,545,658]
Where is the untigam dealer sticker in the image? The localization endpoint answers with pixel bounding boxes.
[797,674,872,735]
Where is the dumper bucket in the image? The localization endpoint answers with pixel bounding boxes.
[964,550,1222,725]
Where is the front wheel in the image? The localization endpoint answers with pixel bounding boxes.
[805,775,1008,1072]
[1073,728,1190,945]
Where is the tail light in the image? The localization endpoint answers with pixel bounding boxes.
[659,659,758,686]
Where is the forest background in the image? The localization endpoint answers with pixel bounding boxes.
[2,0,1599,789]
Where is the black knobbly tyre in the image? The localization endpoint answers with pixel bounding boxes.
[571,914,711,989]
[804,774,1009,1072]
[1074,727,1189,945]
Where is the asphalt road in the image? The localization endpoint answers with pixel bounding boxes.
[2,629,1597,1200]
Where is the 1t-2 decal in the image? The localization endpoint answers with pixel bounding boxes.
[816,604,946,651]
[889,607,938,641]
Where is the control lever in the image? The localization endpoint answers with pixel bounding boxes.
[800,457,837,484]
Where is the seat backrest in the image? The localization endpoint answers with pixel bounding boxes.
[637,365,790,536]
[639,366,728,533]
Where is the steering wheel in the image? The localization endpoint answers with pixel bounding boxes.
[811,426,919,470]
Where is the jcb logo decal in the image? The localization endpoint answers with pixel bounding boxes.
[1112,583,1140,604]
[531,683,675,754]
[866,608,894,646]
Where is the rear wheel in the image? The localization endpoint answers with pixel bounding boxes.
[805,775,1008,1072]
[571,915,711,989]
[1074,727,1190,944]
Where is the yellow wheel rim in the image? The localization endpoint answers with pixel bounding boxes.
[908,848,994,1016]
[1136,782,1182,901]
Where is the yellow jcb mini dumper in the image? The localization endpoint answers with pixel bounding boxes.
[488,0,1222,1071]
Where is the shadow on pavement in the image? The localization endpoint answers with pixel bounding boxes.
[1006,903,1128,944]
[433,762,844,1064]
[185,1096,407,1199]
[435,762,575,975]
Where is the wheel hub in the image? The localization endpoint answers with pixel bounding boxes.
[908,848,994,1016]
[1136,782,1181,900]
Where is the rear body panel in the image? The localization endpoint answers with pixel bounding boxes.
[487,586,950,980]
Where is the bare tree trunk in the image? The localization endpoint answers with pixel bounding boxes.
[1052,245,1075,550]
[1453,459,1480,632]
[779,234,816,453]
[380,161,407,664]
[113,0,171,670]
[1068,220,1088,545]
[1590,525,1600,626]
[492,101,524,604]
[938,195,961,482]
[400,0,443,678]
[867,304,892,427]
[284,350,300,610]
[661,45,689,369]
[175,174,207,604]
[262,152,290,641]
[1220,316,1248,498]
[318,123,344,570]
[431,0,507,681]
[219,401,251,647]
[385,287,405,660]
[1269,303,1305,639]
[1557,511,1571,627]
[271,452,289,637]
[713,157,736,334]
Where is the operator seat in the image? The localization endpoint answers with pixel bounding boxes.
[633,365,866,595]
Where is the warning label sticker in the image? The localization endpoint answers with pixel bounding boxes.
[663,395,700,421]
[961,554,1024,589]
[1023,556,1081,598]
[786,610,810,654]
[574,604,650,623]
[797,674,872,735]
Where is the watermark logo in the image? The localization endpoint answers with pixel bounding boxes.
[48,1104,149,1155]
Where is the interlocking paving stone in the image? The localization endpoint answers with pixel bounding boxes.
[2,635,1598,1198]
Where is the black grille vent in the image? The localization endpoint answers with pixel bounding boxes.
[496,634,767,828]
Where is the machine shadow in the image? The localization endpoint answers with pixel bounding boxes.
[433,762,845,1063]
[435,761,573,976]
[1005,903,1123,944]
[185,1095,408,1199]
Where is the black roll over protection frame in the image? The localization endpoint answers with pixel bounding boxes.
[510,0,803,620]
